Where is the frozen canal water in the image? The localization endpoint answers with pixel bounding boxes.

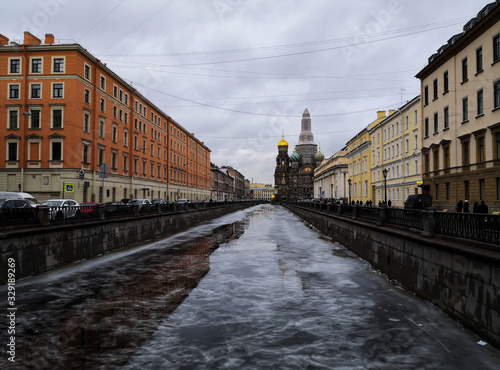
[1,204,499,369]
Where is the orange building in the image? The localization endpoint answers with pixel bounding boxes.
[0,32,211,202]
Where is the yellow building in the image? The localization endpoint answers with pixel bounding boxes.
[370,97,422,207]
[346,111,388,204]
[416,2,500,211]
[250,183,276,201]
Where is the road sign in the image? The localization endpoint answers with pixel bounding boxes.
[65,184,75,193]
[79,169,85,180]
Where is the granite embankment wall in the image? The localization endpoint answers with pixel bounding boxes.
[282,203,500,349]
[0,202,259,285]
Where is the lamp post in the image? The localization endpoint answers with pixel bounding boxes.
[330,183,333,201]
[319,186,322,200]
[382,168,388,205]
[347,179,351,204]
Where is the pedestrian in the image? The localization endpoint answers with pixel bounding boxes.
[456,200,463,213]
[463,200,469,213]
[473,202,479,213]
[477,200,488,214]
[388,199,392,207]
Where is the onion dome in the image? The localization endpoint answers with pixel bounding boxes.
[290,147,300,161]
[278,135,288,148]
[315,147,325,162]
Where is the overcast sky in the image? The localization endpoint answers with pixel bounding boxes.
[1,0,490,184]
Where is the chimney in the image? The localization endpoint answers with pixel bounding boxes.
[377,111,386,119]
[45,34,55,44]
[388,109,397,116]
[0,34,9,46]
[23,31,41,45]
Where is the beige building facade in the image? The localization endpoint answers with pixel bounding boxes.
[313,149,348,201]
[416,2,500,211]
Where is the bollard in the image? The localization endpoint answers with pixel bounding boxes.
[421,210,436,237]
[38,205,50,226]
[97,204,106,220]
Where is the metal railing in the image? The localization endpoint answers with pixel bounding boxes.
[285,200,500,246]
[0,200,260,230]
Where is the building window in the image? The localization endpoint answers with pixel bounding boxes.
[477,136,485,162]
[462,96,468,122]
[84,64,90,80]
[443,70,449,93]
[53,57,64,73]
[494,34,500,63]
[479,179,485,201]
[113,85,118,98]
[98,148,104,167]
[52,109,63,129]
[9,84,20,99]
[84,89,90,104]
[112,152,117,169]
[8,110,18,129]
[83,144,89,163]
[83,112,90,133]
[444,106,449,130]
[496,132,500,159]
[462,57,468,82]
[123,155,128,172]
[494,80,500,109]
[124,130,128,147]
[100,98,105,112]
[477,89,483,116]
[462,141,470,166]
[476,46,483,73]
[424,85,429,105]
[51,142,62,161]
[433,149,439,171]
[433,112,438,134]
[112,125,117,143]
[433,78,438,100]
[9,59,20,74]
[100,76,106,90]
[30,109,41,129]
[465,180,470,201]
[31,83,41,99]
[444,146,450,169]
[7,142,18,161]
[424,118,429,137]
[52,83,63,98]
[99,119,105,138]
[31,58,42,73]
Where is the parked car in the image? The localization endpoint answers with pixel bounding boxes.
[152,198,166,205]
[80,202,101,217]
[42,199,81,220]
[0,198,37,225]
[404,194,432,209]
[129,199,152,210]
[0,191,38,205]
[176,199,190,204]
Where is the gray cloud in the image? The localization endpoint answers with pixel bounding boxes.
[1,0,484,183]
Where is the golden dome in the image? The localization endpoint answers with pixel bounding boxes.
[278,135,288,148]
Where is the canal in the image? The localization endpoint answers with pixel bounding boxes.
[1,204,499,369]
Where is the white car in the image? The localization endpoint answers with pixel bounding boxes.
[129,199,152,210]
[176,199,190,204]
[42,199,81,221]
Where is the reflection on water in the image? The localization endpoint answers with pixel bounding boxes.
[3,221,244,369]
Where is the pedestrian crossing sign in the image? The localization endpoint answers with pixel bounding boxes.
[65,184,75,193]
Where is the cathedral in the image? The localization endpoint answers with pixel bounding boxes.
[274,109,324,200]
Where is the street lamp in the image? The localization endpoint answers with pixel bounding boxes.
[347,179,351,204]
[319,186,322,200]
[382,168,388,205]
